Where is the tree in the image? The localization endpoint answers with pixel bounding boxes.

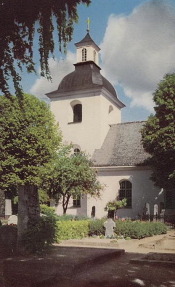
[104,199,127,219]
[0,0,91,97]
[141,73,175,189]
[41,146,102,214]
[0,93,62,242]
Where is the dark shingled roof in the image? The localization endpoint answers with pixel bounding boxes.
[92,121,150,166]
[47,62,123,102]
[75,32,100,51]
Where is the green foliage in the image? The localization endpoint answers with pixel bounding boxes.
[38,189,50,204]
[114,220,167,239]
[56,220,89,241]
[21,215,57,254]
[0,0,91,97]
[41,146,103,214]
[0,93,62,191]
[105,199,127,211]
[40,204,56,217]
[56,214,90,221]
[141,73,175,188]
[88,219,105,236]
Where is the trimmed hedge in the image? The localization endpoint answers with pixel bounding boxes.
[56,220,89,241]
[114,220,167,239]
[55,219,167,241]
[88,219,105,236]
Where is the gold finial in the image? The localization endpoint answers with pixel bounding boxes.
[86,17,91,32]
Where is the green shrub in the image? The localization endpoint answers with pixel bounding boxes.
[114,220,167,239]
[88,219,105,236]
[21,215,57,254]
[56,214,75,221]
[56,214,90,221]
[40,204,57,217]
[56,220,89,241]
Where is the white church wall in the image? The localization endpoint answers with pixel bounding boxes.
[85,167,164,219]
[53,196,88,217]
[99,95,121,145]
[50,91,121,156]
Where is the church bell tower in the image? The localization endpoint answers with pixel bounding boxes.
[46,24,125,155]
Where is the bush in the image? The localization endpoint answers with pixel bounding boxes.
[56,214,75,221]
[56,220,89,241]
[40,204,57,218]
[56,214,90,221]
[0,225,17,257]
[114,220,167,239]
[21,215,57,255]
[88,219,105,236]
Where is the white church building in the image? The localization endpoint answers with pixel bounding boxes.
[46,31,166,220]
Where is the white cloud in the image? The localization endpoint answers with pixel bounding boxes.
[100,0,175,111]
[30,51,76,99]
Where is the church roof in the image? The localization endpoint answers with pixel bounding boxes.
[92,121,150,167]
[75,32,100,51]
[47,61,124,105]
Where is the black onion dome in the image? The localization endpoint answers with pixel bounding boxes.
[57,61,117,98]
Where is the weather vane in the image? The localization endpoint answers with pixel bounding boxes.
[86,17,91,32]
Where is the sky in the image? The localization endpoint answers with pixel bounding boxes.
[19,0,175,122]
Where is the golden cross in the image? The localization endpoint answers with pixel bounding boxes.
[86,17,91,32]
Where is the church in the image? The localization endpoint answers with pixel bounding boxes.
[46,29,166,220]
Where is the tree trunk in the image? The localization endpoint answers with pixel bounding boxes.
[62,194,70,215]
[0,189,5,218]
[17,184,40,247]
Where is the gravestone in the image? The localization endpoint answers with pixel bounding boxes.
[8,215,18,225]
[104,218,116,238]
[153,204,158,221]
[5,199,12,217]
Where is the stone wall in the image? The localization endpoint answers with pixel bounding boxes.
[0,189,5,217]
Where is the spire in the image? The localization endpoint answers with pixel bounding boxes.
[86,17,91,33]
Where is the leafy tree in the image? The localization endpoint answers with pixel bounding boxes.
[41,146,102,214]
[0,0,91,97]
[0,93,62,241]
[104,199,127,218]
[141,73,175,189]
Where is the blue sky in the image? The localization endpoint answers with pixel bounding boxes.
[19,0,175,122]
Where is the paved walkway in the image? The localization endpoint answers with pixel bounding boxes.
[58,230,175,254]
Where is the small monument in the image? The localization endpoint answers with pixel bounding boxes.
[104,218,116,238]
[153,204,158,221]
[8,215,18,225]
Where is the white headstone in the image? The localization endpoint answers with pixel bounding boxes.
[104,218,116,238]
[5,199,12,216]
[154,204,158,215]
[8,215,18,225]
[146,203,150,215]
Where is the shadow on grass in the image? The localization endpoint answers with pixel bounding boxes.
[1,246,175,287]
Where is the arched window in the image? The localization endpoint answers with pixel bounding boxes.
[119,180,132,208]
[82,48,87,61]
[73,104,82,122]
